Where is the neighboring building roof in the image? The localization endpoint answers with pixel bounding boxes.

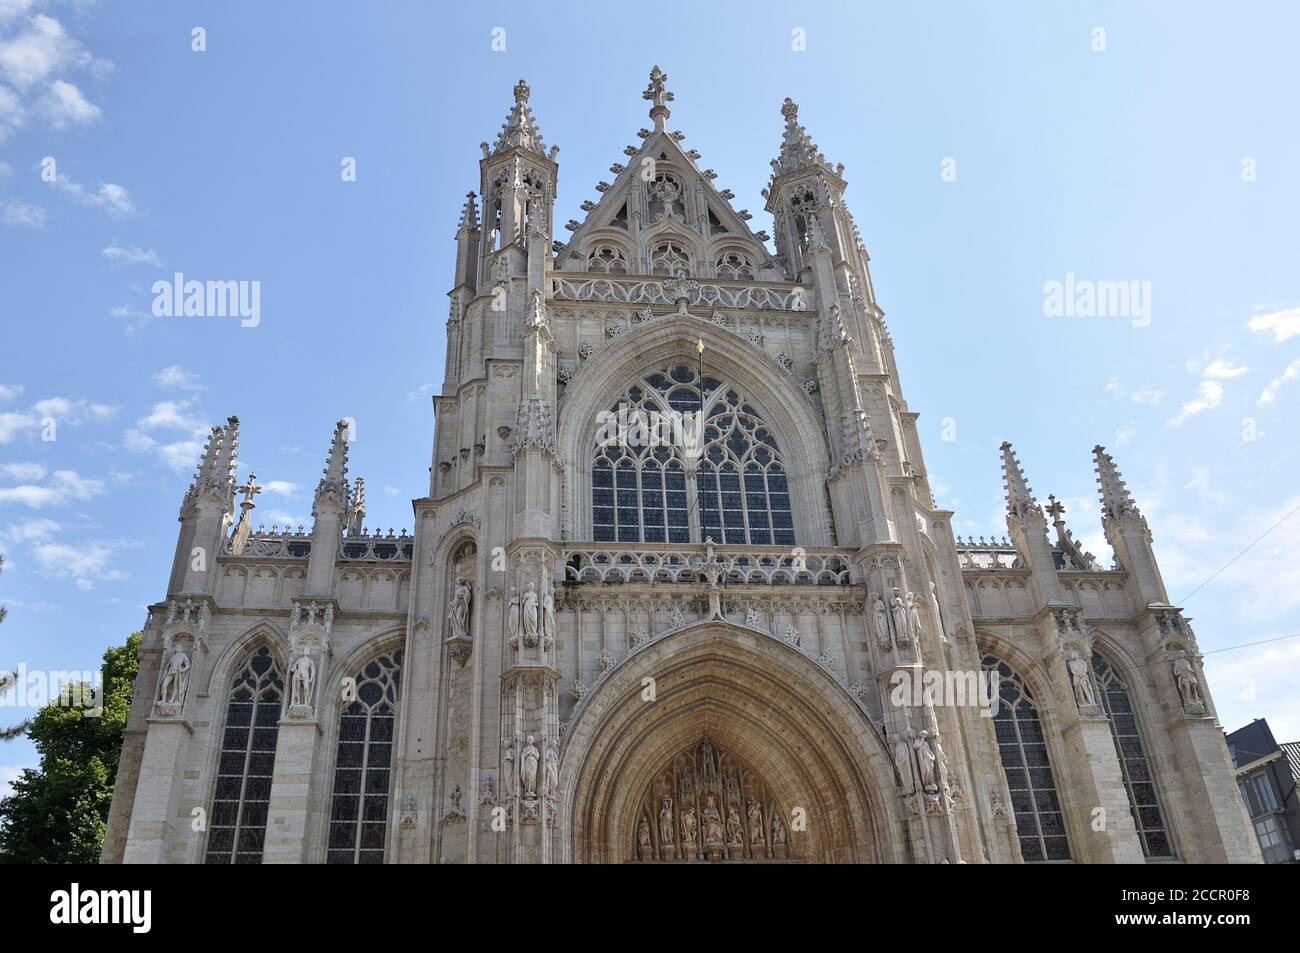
[1281,741,1300,785]
[1227,718,1280,770]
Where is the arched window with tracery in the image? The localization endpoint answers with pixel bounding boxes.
[326,649,403,864]
[586,244,629,274]
[650,241,691,277]
[715,251,754,280]
[1091,651,1173,857]
[205,645,283,864]
[591,364,794,546]
[647,172,685,223]
[983,654,1072,861]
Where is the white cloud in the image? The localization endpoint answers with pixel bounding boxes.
[1247,306,1300,344]
[1113,422,1137,448]
[1,197,44,226]
[136,400,202,432]
[0,461,45,480]
[153,365,202,391]
[101,243,160,268]
[0,14,84,90]
[1167,380,1223,427]
[51,172,134,216]
[260,480,298,496]
[1202,359,1248,380]
[30,396,116,422]
[1257,358,1300,407]
[31,538,133,589]
[1130,385,1162,404]
[0,468,105,507]
[2,516,58,542]
[0,0,38,26]
[0,382,23,400]
[0,409,36,442]
[1206,639,1300,743]
[125,401,210,472]
[36,77,98,127]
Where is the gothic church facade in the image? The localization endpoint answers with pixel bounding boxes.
[103,70,1259,864]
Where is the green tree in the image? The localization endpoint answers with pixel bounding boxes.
[0,632,140,863]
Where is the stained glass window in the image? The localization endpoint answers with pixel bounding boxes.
[205,646,283,864]
[983,655,1072,861]
[326,649,403,864]
[1091,652,1172,857]
[592,365,794,546]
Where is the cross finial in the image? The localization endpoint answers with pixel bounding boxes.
[1045,494,1066,521]
[643,65,674,132]
[238,471,263,507]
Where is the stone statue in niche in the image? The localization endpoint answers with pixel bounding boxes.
[870,592,890,649]
[893,734,914,793]
[507,587,521,650]
[890,589,912,646]
[928,582,947,644]
[503,737,516,798]
[520,734,540,796]
[637,816,652,850]
[448,577,472,640]
[702,796,724,846]
[726,806,743,846]
[157,642,191,709]
[931,734,950,793]
[659,796,674,846]
[913,730,937,792]
[1172,651,1204,710]
[543,737,559,795]
[542,580,556,651]
[680,804,698,848]
[1066,650,1098,710]
[906,591,925,641]
[289,645,316,709]
[747,798,765,844]
[522,583,539,647]
[771,814,788,847]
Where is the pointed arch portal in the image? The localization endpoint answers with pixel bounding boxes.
[557,622,902,863]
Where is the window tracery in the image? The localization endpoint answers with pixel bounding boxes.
[205,646,283,864]
[592,364,794,545]
[983,655,1071,861]
[1091,652,1172,857]
[326,649,403,864]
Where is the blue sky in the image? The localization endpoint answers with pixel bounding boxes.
[2,1,1299,788]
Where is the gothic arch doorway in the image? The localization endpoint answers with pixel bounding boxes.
[557,622,904,863]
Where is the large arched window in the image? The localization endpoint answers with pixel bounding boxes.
[592,364,794,546]
[984,655,1071,862]
[327,649,403,864]
[1091,652,1172,857]
[205,645,283,864]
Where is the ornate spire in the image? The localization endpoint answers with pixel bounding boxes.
[489,79,548,157]
[1093,445,1142,524]
[313,420,351,517]
[457,191,479,232]
[772,98,831,178]
[1000,441,1045,529]
[347,475,366,536]
[184,416,238,513]
[643,65,674,133]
